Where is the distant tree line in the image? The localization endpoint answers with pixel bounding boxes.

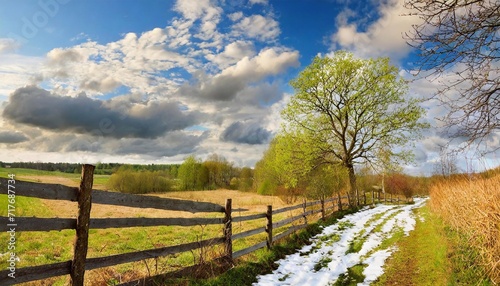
[0,161,180,175]
[106,154,254,194]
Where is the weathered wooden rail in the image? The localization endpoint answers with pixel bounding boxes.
[0,164,408,285]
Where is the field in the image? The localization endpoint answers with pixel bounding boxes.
[0,167,306,285]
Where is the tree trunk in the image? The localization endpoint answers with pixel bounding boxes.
[347,165,357,207]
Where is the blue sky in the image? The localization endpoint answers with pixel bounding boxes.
[0,0,498,174]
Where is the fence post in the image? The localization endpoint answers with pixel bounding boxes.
[338,193,342,211]
[223,199,232,262]
[71,164,95,286]
[303,199,308,225]
[364,191,367,205]
[321,199,325,221]
[372,190,375,205]
[266,205,273,249]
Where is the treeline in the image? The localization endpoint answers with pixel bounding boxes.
[106,154,253,194]
[0,161,180,175]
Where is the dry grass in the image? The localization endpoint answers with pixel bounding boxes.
[430,174,500,283]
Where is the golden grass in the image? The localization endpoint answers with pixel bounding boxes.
[430,174,500,283]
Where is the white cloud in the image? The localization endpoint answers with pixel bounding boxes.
[331,0,420,61]
[173,0,221,21]
[232,14,280,41]
[249,0,268,5]
[0,38,21,54]
[205,40,256,69]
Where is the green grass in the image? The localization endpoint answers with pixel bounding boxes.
[373,205,493,286]
[0,167,80,179]
[333,264,366,286]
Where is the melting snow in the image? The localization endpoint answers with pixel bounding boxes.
[253,198,428,286]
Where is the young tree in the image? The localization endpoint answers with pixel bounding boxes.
[282,51,427,206]
[405,0,500,146]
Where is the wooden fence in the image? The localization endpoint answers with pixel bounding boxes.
[0,164,408,285]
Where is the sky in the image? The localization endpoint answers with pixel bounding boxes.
[0,0,498,175]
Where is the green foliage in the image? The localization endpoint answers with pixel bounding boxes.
[282,51,428,204]
[107,166,172,194]
[306,164,348,200]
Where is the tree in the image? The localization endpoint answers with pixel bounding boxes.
[282,51,427,206]
[405,0,500,146]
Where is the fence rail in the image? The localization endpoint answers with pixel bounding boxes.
[0,164,410,285]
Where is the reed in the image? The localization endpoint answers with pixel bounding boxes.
[430,174,500,283]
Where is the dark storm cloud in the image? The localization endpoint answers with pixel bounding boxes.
[220,121,271,145]
[0,131,28,144]
[2,86,200,139]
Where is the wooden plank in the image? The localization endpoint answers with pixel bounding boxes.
[91,189,224,213]
[0,177,78,201]
[0,261,71,284]
[85,237,225,270]
[90,217,223,229]
[272,210,313,229]
[71,164,94,286]
[0,217,76,231]
[305,200,322,207]
[272,203,303,215]
[273,224,308,242]
[324,197,335,203]
[232,212,266,223]
[232,241,268,259]
[232,227,266,240]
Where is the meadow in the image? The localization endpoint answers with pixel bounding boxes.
[0,167,309,285]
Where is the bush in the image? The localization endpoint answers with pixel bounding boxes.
[107,166,173,194]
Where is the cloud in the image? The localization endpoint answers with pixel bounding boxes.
[232,14,280,41]
[249,0,268,5]
[2,86,201,139]
[330,0,420,61]
[0,131,28,144]
[174,0,221,21]
[181,47,299,101]
[205,40,256,69]
[0,38,20,54]
[220,121,271,144]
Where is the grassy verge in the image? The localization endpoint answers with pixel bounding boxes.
[374,205,493,286]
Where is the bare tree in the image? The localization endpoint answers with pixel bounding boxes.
[405,0,500,147]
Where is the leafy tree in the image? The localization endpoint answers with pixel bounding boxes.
[282,51,427,206]
[405,0,499,146]
[178,155,202,190]
[306,165,347,200]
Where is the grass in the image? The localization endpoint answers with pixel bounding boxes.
[332,264,366,286]
[373,205,494,286]
[0,168,347,285]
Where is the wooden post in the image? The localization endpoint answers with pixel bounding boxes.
[71,164,95,286]
[266,205,273,249]
[302,199,308,225]
[363,191,367,205]
[321,199,325,221]
[372,190,375,205]
[338,193,342,211]
[223,199,232,262]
